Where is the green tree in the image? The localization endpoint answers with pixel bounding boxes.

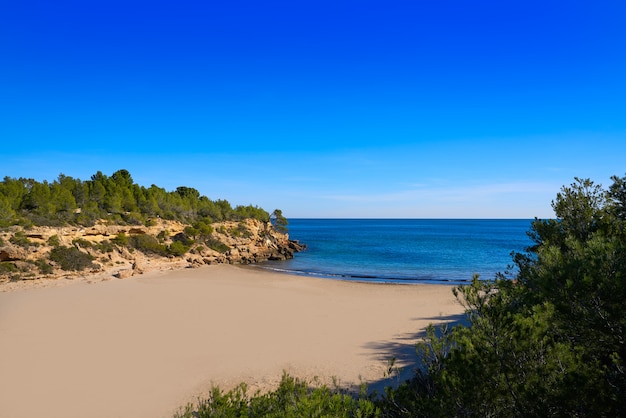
[271,209,289,233]
[50,181,77,213]
[0,194,16,226]
[387,175,626,417]
[175,186,200,200]
[0,177,27,211]
[88,177,107,209]
[110,169,138,213]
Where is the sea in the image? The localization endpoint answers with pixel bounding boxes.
[261,219,534,285]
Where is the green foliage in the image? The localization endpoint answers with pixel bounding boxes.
[47,234,61,247]
[175,186,200,200]
[207,238,230,253]
[233,205,270,222]
[122,211,145,225]
[168,241,190,256]
[72,238,93,248]
[95,240,115,253]
[170,174,625,418]
[237,223,253,238]
[229,223,253,238]
[0,262,18,274]
[33,258,53,275]
[157,230,170,243]
[49,246,95,271]
[0,193,16,226]
[111,232,129,247]
[9,231,33,247]
[271,209,289,233]
[185,218,214,241]
[381,174,626,417]
[0,170,273,227]
[175,373,379,418]
[128,234,168,256]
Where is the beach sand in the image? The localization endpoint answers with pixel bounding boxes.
[0,265,464,418]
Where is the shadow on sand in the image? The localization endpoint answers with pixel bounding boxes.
[360,313,469,396]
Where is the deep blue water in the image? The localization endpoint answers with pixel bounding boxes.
[261,219,534,285]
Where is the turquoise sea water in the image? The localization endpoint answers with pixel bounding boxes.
[261,219,534,285]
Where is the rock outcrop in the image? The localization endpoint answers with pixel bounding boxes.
[0,218,305,285]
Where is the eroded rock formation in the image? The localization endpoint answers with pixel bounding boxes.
[0,218,304,284]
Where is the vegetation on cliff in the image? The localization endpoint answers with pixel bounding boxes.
[0,169,269,227]
[176,174,626,417]
[0,170,302,283]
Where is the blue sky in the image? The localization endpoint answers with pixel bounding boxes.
[2,0,625,218]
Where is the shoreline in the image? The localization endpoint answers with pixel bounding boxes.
[0,264,464,418]
[253,263,472,285]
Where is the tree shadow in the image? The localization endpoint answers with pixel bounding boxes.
[359,313,468,396]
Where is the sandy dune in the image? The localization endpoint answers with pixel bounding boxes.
[0,265,464,417]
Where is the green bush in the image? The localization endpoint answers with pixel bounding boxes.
[49,246,95,271]
[207,238,230,253]
[111,232,128,246]
[157,230,170,243]
[47,234,60,247]
[375,176,626,417]
[0,262,18,274]
[175,373,379,418]
[168,241,190,256]
[229,223,253,238]
[9,231,33,247]
[129,234,168,256]
[122,211,144,225]
[72,238,93,248]
[96,240,115,253]
[172,232,194,246]
[33,258,53,275]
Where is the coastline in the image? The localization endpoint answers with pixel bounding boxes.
[0,264,464,418]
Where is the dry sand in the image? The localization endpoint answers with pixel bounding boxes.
[0,265,464,418]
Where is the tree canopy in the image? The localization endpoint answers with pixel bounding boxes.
[382,175,626,416]
[0,170,271,227]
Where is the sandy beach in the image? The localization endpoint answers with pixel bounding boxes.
[0,265,464,418]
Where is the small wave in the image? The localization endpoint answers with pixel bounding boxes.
[256,264,471,285]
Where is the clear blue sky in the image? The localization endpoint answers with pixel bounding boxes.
[2,0,625,218]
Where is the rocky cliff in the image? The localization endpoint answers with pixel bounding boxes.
[0,218,304,287]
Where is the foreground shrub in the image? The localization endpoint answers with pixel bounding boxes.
[49,246,95,271]
[377,176,626,417]
[175,373,379,418]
